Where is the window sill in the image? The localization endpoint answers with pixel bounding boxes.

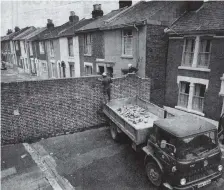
[175,106,205,116]
[121,55,133,59]
[84,54,92,57]
[178,66,210,72]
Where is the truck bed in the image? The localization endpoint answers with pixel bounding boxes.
[103,96,165,145]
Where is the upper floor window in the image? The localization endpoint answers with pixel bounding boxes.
[181,36,211,69]
[16,41,19,51]
[84,34,92,55]
[29,43,33,56]
[39,41,45,54]
[68,37,74,57]
[50,40,54,57]
[122,29,133,56]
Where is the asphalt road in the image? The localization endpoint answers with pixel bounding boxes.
[37,127,224,190]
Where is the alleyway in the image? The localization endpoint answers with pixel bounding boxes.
[2,127,224,190]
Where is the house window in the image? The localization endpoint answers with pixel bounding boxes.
[29,43,33,56]
[84,63,93,75]
[97,65,105,75]
[107,66,113,77]
[69,62,75,77]
[181,37,211,69]
[51,62,57,78]
[25,58,28,69]
[178,81,190,108]
[50,40,54,57]
[39,42,45,54]
[84,34,92,55]
[68,37,74,57]
[16,41,19,50]
[42,62,47,72]
[192,84,206,112]
[122,29,133,56]
[198,39,211,68]
[182,38,195,66]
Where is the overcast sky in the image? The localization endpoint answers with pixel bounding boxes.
[1,0,140,36]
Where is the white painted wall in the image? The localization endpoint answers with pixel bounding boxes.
[59,36,80,78]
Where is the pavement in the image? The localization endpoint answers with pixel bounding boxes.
[2,127,224,190]
[1,65,42,83]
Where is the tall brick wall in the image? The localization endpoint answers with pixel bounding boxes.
[145,24,168,107]
[1,74,150,145]
[165,38,224,120]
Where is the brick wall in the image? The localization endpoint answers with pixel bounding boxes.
[165,38,224,120]
[1,74,150,145]
[145,24,168,107]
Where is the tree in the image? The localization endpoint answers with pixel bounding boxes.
[6,29,13,35]
[15,26,20,32]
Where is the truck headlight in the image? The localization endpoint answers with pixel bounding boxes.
[172,166,177,172]
[218,165,223,171]
[180,178,186,185]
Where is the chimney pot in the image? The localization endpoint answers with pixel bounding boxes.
[70,11,75,16]
[47,19,52,24]
[92,4,103,19]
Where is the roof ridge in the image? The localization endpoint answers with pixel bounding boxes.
[104,1,144,24]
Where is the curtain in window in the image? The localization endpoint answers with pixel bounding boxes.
[183,39,195,66]
[84,34,92,55]
[178,82,190,108]
[123,30,133,55]
[193,84,205,112]
[198,39,210,68]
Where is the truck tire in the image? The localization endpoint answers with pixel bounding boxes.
[145,162,162,187]
[110,125,120,142]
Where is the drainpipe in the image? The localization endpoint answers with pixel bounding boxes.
[133,24,139,69]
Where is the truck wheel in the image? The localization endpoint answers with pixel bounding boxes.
[110,125,120,142]
[145,162,162,187]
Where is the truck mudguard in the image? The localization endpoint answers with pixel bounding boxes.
[142,146,164,173]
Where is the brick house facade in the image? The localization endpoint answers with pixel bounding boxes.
[165,1,224,120]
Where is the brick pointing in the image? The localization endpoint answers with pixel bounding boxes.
[1,74,150,145]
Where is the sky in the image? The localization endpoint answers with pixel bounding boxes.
[0,0,140,36]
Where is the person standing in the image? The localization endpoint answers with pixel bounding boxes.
[99,72,113,102]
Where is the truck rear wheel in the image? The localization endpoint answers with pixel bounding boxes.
[145,162,162,187]
[110,125,120,142]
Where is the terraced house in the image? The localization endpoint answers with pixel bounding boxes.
[165,1,224,120]
[77,0,189,106]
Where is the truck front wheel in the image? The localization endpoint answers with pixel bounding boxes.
[145,162,162,187]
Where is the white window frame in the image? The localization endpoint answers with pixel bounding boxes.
[84,34,92,56]
[50,40,54,57]
[180,36,212,71]
[176,76,209,116]
[122,29,133,57]
[39,41,45,54]
[29,42,33,56]
[68,37,74,57]
[84,62,93,75]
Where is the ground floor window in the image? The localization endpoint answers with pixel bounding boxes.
[69,62,75,77]
[96,63,113,77]
[192,84,206,112]
[42,62,47,72]
[51,62,57,78]
[84,62,93,76]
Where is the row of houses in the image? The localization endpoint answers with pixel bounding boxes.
[1,1,224,121]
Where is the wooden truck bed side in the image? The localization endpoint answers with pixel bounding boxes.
[103,96,165,145]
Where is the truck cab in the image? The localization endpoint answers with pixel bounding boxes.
[143,115,223,189]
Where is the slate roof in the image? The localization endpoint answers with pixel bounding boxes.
[154,115,216,138]
[1,27,30,42]
[20,27,47,41]
[169,1,224,34]
[13,26,36,40]
[58,19,93,37]
[76,8,126,32]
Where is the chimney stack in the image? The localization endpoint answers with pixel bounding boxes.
[92,4,104,19]
[69,11,79,23]
[119,0,132,9]
[187,1,203,11]
[47,19,54,29]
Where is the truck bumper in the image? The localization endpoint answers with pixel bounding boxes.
[164,172,222,190]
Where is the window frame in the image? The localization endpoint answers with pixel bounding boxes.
[50,40,54,57]
[39,41,45,54]
[67,37,74,57]
[29,42,33,56]
[84,34,92,56]
[84,62,93,76]
[122,29,133,57]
